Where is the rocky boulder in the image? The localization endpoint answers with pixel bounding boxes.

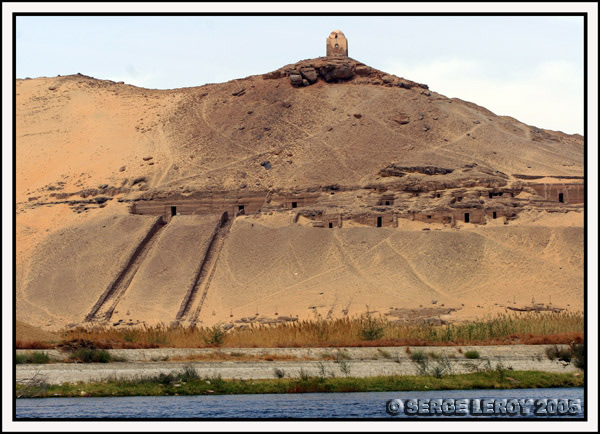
[289,74,303,86]
[355,65,372,76]
[300,67,318,84]
[319,62,355,82]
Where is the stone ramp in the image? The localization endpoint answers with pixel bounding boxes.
[109,215,223,326]
[178,215,233,327]
[84,216,166,323]
[20,215,160,328]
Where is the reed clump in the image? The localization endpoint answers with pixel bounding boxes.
[55,311,584,349]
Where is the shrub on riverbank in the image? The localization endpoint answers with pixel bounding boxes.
[464,350,481,359]
[570,343,585,370]
[69,349,118,363]
[15,351,50,364]
[545,343,585,370]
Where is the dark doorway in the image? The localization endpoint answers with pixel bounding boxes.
[171,206,177,217]
[436,193,441,198]
[489,192,493,199]
[377,216,382,228]
[427,215,432,219]
[291,202,297,208]
[385,201,390,206]
[558,193,564,203]
[464,213,470,223]
[493,211,497,219]
[238,205,245,212]
[328,222,333,228]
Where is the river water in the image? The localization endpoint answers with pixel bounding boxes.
[16,387,584,419]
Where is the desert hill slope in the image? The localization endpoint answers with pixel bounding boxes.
[16,56,584,330]
[17,57,582,201]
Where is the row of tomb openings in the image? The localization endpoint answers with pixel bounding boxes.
[315,209,508,229]
[134,185,580,225]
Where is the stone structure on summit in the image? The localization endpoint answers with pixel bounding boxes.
[326,30,348,57]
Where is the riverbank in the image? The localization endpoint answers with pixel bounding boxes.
[17,370,583,398]
[16,344,581,385]
[15,344,583,398]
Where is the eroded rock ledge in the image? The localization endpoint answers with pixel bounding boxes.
[263,57,428,89]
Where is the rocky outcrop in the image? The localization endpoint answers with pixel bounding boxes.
[379,165,454,177]
[262,57,427,89]
[318,61,355,82]
[299,67,318,83]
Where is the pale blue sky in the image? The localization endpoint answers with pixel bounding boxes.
[16,15,584,134]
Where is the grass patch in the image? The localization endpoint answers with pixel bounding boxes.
[15,351,50,364]
[68,349,113,363]
[464,350,481,359]
[545,345,572,363]
[16,371,584,399]
[545,343,585,370]
[409,350,427,362]
[570,343,585,370]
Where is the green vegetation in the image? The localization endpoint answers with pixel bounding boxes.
[358,310,385,341]
[409,350,427,362]
[570,343,585,370]
[202,324,226,347]
[545,345,572,363]
[406,351,456,378]
[68,348,126,363]
[15,351,50,364]
[545,343,585,370]
[15,371,584,399]
[464,350,481,359]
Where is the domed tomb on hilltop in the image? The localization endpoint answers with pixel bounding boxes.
[326,30,348,57]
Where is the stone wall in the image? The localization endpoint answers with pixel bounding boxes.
[130,192,322,221]
[529,183,584,204]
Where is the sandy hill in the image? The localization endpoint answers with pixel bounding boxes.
[15,55,584,331]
